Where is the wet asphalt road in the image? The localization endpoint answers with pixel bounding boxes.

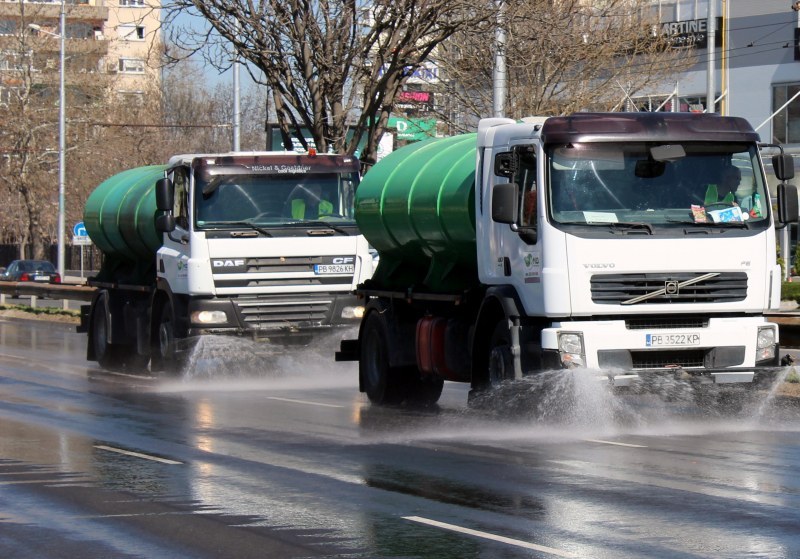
[1,318,800,558]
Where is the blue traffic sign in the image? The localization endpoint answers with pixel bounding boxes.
[73,221,87,237]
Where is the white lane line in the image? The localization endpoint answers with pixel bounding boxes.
[403,516,578,558]
[266,396,344,409]
[94,445,182,465]
[0,479,91,486]
[584,439,648,448]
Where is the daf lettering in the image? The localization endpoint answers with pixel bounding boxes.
[212,259,245,267]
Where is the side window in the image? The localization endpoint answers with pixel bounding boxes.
[171,167,189,229]
[514,146,537,227]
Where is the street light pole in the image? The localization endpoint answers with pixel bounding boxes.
[29,7,66,278]
[57,0,66,279]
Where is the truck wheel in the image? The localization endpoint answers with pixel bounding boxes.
[488,320,514,386]
[153,303,182,375]
[360,311,404,405]
[406,373,444,406]
[92,303,120,369]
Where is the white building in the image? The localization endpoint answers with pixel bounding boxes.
[643,1,800,147]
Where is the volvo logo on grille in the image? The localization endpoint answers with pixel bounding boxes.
[665,280,679,296]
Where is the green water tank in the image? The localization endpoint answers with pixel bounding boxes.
[83,165,168,264]
[356,134,477,292]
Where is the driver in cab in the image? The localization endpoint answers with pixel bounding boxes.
[704,165,740,206]
[289,184,333,219]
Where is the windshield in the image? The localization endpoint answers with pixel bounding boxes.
[195,171,359,229]
[547,142,768,228]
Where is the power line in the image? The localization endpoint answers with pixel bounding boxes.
[87,122,232,128]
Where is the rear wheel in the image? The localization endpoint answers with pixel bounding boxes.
[406,372,444,406]
[360,311,404,405]
[92,301,121,369]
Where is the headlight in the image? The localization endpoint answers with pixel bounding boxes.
[757,326,776,349]
[558,332,585,368]
[192,310,228,324]
[341,305,365,319]
[756,326,777,361]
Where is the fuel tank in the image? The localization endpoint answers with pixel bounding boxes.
[83,165,168,263]
[355,134,477,292]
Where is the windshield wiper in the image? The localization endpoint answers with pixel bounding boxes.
[605,222,654,235]
[555,220,654,234]
[667,219,750,230]
[202,221,273,236]
[288,219,351,235]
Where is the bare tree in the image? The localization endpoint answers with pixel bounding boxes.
[0,2,111,260]
[69,60,268,230]
[437,0,695,129]
[163,0,492,166]
[159,60,267,153]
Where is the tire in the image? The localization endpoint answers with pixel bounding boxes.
[92,301,121,369]
[488,320,515,386]
[360,311,404,405]
[151,302,182,375]
[406,372,444,406]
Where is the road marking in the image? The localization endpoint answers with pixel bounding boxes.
[266,396,343,408]
[94,445,182,465]
[584,439,648,448]
[403,516,578,558]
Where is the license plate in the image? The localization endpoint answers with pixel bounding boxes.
[33,275,48,281]
[645,333,701,347]
[314,264,354,274]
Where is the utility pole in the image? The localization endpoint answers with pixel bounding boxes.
[492,0,506,118]
[706,0,716,113]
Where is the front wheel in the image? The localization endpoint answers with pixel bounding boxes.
[488,320,515,386]
[151,302,183,375]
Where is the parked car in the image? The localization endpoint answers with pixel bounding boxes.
[0,260,61,283]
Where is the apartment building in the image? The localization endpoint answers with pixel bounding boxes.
[0,0,161,101]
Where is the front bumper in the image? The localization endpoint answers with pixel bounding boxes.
[185,292,363,341]
[535,315,782,387]
[594,366,784,388]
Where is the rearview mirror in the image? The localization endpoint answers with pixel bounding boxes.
[492,183,519,224]
[635,159,666,178]
[155,178,174,212]
[777,183,799,225]
[650,144,685,162]
[773,154,795,181]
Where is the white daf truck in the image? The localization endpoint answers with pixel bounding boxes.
[337,112,799,405]
[81,151,373,371]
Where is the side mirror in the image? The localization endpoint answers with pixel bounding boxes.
[155,213,176,233]
[777,183,799,225]
[155,178,174,212]
[492,182,519,224]
[773,154,795,181]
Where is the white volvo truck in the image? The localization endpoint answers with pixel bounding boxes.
[337,112,799,405]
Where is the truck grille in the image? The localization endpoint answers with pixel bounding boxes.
[591,272,747,305]
[233,295,333,328]
[212,255,354,289]
[630,349,706,369]
[625,316,709,330]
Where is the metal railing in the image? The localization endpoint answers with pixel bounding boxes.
[0,280,95,309]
